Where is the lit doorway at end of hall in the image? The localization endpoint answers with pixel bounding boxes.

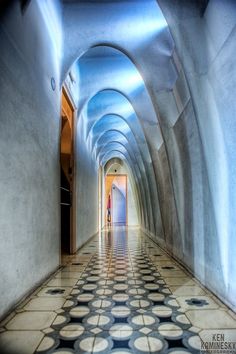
[105,175,127,226]
[60,87,76,255]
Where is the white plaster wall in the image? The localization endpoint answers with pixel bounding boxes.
[127,180,139,226]
[76,114,99,248]
[0,1,61,319]
[158,0,236,309]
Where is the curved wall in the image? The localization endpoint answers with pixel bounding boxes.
[0,1,61,319]
[157,0,236,309]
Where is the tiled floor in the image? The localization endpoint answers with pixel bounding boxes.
[0,226,236,353]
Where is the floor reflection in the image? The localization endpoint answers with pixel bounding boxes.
[0,226,235,354]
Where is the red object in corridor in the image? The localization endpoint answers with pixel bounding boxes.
[107,194,111,223]
[107,194,111,209]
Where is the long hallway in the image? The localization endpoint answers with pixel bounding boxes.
[0,1,236,353]
[1,227,235,354]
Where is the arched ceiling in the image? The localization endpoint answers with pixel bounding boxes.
[62,0,173,233]
[62,0,177,90]
[76,46,160,167]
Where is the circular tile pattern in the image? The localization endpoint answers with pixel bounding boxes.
[59,324,84,339]
[78,336,109,352]
[37,336,55,351]
[112,293,129,302]
[128,279,143,285]
[175,314,190,325]
[187,335,202,350]
[148,293,165,302]
[63,300,74,308]
[91,300,112,308]
[114,276,127,282]
[140,269,152,274]
[142,275,155,281]
[128,288,146,295]
[133,336,163,352]
[82,284,97,291]
[96,288,113,296]
[53,315,68,326]
[129,300,150,308]
[144,283,159,290]
[87,276,100,282]
[87,314,111,326]
[109,324,133,339]
[152,305,172,317]
[39,232,204,354]
[77,280,85,285]
[115,264,127,269]
[111,306,131,318]
[138,264,149,269]
[158,323,183,338]
[152,272,161,276]
[69,306,90,318]
[131,314,156,326]
[113,283,128,291]
[77,293,94,302]
[98,280,114,286]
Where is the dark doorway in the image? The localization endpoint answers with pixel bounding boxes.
[60,167,71,254]
[60,87,76,256]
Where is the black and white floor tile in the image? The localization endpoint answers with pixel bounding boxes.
[0,227,235,354]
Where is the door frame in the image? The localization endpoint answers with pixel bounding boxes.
[104,174,128,226]
[98,166,102,231]
[60,85,77,255]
